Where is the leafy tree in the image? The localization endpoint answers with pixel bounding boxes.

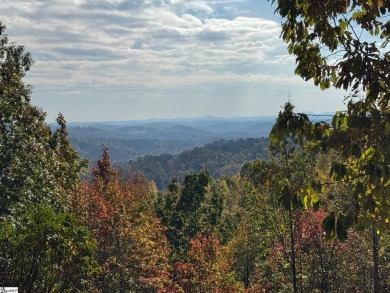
[0,22,94,291]
[239,156,390,292]
[0,204,98,292]
[0,22,48,213]
[0,23,86,215]
[269,3,390,288]
[267,208,377,292]
[71,148,172,292]
[269,102,324,292]
[158,171,231,265]
[269,0,390,228]
[156,171,216,259]
[231,179,273,290]
[270,0,389,110]
[269,101,389,290]
[172,233,241,292]
[206,176,243,246]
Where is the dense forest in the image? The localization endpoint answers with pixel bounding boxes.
[65,117,274,162]
[1,0,390,292]
[122,137,269,189]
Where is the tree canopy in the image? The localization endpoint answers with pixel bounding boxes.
[0,23,86,216]
[1,4,390,290]
[270,0,390,232]
[0,22,95,291]
[271,0,389,110]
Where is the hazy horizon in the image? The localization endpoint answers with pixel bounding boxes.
[2,0,346,122]
[50,111,339,124]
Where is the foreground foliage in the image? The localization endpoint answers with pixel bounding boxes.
[1,2,390,289]
[0,22,96,291]
[269,2,390,290]
[270,0,390,229]
[71,148,172,292]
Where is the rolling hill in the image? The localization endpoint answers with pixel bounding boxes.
[63,116,275,163]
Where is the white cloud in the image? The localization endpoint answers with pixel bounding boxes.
[264,54,295,65]
[0,0,344,121]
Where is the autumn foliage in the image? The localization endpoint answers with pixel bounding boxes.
[172,233,240,292]
[1,15,390,291]
[71,147,172,292]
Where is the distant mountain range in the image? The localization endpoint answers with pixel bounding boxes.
[60,116,276,163]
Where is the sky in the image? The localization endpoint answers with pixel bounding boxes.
[1,0,347,122]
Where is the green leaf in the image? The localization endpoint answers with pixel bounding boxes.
[339,20,347,34]
[361,147,376,161]
[351,11,362,20]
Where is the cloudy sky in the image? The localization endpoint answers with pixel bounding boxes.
[1,0,346,122]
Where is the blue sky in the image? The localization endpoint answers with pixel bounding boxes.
[1,0,346,122]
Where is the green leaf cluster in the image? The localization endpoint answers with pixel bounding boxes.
[271,0,390,110]
[156,171,226,260]
[0,23,96,291]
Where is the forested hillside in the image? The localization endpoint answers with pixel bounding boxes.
[64,117,274,162]
[1,0,390,291]
[123,137,269,189]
